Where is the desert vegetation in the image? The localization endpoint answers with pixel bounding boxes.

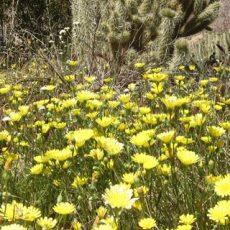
[0,0,229,229]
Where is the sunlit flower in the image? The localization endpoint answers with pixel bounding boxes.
[67,60,78,66]
[96,136,123,155]
[157,164,172,175]
[189,113,206,127]
[128,83,136,91]
[189,65,196,71]
[214,174,230,197]
[1,224,27,230]
[132,153,158,169]
[60,98,77,109]
[176,148,199,166]
[0,201,25,221]
[86,99,102,110]
[64,74,75,81]
[18,105,29,116]
[119,94,131,103]
[0,85,11,94]
[72,176,88,188]
[208,126,225,138]
[96,206,107,219]
[0,201,41,222]
[40,85,56,91]
[139,107,151,115]
[76,90,99,102]
[176,136,193,145]
[9,112,22,122]
[208,200,230,225]
[134,63,145,68]
[96,116,114,127]
[0,130,11,142]
[88,148,104,160]
[103,184,138,209]
[162,95,190,109]
[142,114,158,125]
[138,217,156,229]
[37,217,57,229]
[131,133,150,147]
[122,172,138,184]
[23,206,41,221]
[157,130,175,144]
[145,73,168,82]
[176,225,192,230]
[220,122,230,130]
[130,130,155,147]
[179,214,196,225]
[45,147,75,161]
[84,76,96,83]
[53,202,75,215]
[30,164,43,174]
[108,100,120,108]
[201,136,212,143]
[65,129,94,147]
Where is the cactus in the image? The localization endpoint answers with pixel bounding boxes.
[71,0,221,68]
[169,39,189,70]
[189,31,230,63]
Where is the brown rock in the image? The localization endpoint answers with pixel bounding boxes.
[212,0,230,32]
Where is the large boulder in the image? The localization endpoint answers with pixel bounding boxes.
[212,0,230,32]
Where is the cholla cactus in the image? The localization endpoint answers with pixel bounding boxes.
[169,39,190,70]
[71,0,220,68]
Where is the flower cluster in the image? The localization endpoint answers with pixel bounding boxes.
[0,62,229,229]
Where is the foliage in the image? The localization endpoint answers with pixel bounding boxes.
[0,0,71,68]
[72,0,220,69]
[0,60,229,229]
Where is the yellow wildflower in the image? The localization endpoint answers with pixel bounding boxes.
[157,130,175,144]
[189,113,206,127]
[1,224,27,230]
[64,74,75,81]
[220,122,230,130]
[132,153,158,169]
[96,116,114,127]
[0,130,11,142]
[208,126,225,138]
[179,214,196,225]
[40,85,56,91]
[73,222,83,230]
[208,200,230,225]
[72,176,88,188]
[96,206,107,219]
[65,129,94,147]
[96,136,123,155]
[130,130,155,147]
[214,174,230,197]
[176,147,199,166]
[84,76,96,83]
[0,85,11,94]
[103,184,138,209]
[119,94,131,103]
[53,202,75,215]
[30,164,43,175]
[37,217,57,229]
[23,206,41,221]
[134,63,145,68]
[67,60,78,66]
[138,217,156,229]
[122,172,138,184]
[176,225,192,230]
